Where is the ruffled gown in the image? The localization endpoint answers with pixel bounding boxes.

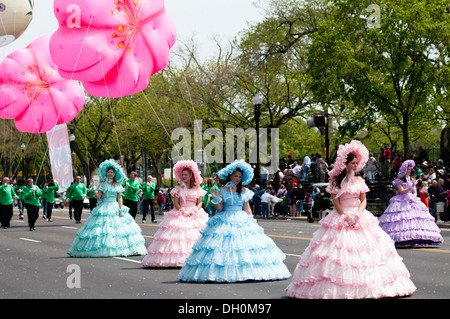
[378,178,443,247]
[178,188,291,282]
[286,177,416,299]
[141,186,209,267]
[67,183,147,257]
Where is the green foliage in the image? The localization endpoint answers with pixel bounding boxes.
[307,0,449,156]
[4,0,448,180]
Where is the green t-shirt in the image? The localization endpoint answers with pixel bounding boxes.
[14,185,25,200]
[43,184,59,203]
[67,182,87,200]
[0,184,16,205]
[23,185,42,206]
[140,182,156,200]
[122,178,140,201]
[88,186,97,199]
[202,184,219,206]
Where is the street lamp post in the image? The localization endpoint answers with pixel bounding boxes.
[252,94,263,182]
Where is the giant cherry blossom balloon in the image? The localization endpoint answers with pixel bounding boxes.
[49,0,176,98]
[0,34,85,133]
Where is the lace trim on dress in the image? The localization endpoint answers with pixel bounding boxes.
[326,176,370,196]
[170,185,207,201]
[96,181,124,193]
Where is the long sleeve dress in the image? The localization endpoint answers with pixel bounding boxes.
[67,182,147,257]
[286,177,416,299]
[378,177,443,247]
[141,185,209,267]
[178,188,291,282]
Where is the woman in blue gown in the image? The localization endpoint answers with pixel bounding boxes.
[67,159,147,258]
[178,159,291,282]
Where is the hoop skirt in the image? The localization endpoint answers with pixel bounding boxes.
[378,178,443,247]
[141,186,209,267]
[67,183,147,257]
[178,189,291,282]
[286,178,416,299]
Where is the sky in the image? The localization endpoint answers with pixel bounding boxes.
[0,0,266,63]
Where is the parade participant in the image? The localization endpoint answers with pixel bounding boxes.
[66,176,87,223]
[142,160,208,268]
[22,178,42,231]
[87,181,97,212]
[68,159,147,258]
[42,179,59,222]
[0,177,17,229]
[286,140,416,299]
[121,171,139,219]
[378,160,443,247]
[14,179,25,219]
[202,177,219,217]
[178,159,291,282]
[140,175,156,223]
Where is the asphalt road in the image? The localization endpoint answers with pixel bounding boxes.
[1,207,449,301]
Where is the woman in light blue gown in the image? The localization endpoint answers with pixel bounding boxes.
[178,159,290,282]
[67,159,147,258]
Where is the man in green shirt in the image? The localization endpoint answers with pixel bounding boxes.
[66,176,87,224]
[122,171,140,219]
[42,179,59,222]
[0,177,17,229]
[140,175,156,223]
[14,179,25,219]
[23,178,42,231]
[201,178,219,217]
[88,182,97,212]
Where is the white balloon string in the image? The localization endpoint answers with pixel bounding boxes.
[54,15,94,124]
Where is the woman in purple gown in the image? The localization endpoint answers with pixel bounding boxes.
[378,160,443,247]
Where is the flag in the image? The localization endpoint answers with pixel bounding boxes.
[46,124,73,192]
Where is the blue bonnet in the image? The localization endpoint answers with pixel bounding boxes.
[217,159,254,185]
[98,159,126,183]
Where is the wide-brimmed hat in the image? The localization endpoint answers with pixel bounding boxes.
[98,159,126,183]
[217,159,254,185]
[173,160,203,186]
[328,140,369,178]
[397,160,416,179]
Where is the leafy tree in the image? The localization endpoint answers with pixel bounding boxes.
[307,0,449,158]
[68,95,124,180]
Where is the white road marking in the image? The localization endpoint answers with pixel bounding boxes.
[20,238,41,243]
[113,257,142,264]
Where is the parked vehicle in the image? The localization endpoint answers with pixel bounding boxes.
[83,197,90,209]
[54,196,64,208]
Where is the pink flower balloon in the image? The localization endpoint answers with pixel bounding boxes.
[49,0,176,98]
[0,34,85,133]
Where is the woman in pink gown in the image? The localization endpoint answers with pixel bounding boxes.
[286,140,416,299]
[141,160,208,268]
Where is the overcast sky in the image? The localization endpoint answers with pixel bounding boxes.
[0,0,265,63]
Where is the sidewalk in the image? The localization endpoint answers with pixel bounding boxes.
[254,214,450,229]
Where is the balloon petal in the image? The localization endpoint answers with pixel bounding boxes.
[0,34,85,133]
[50,0,176,98]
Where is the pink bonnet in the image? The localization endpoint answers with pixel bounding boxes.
[328,140,369,178]
[173,160,203,186]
